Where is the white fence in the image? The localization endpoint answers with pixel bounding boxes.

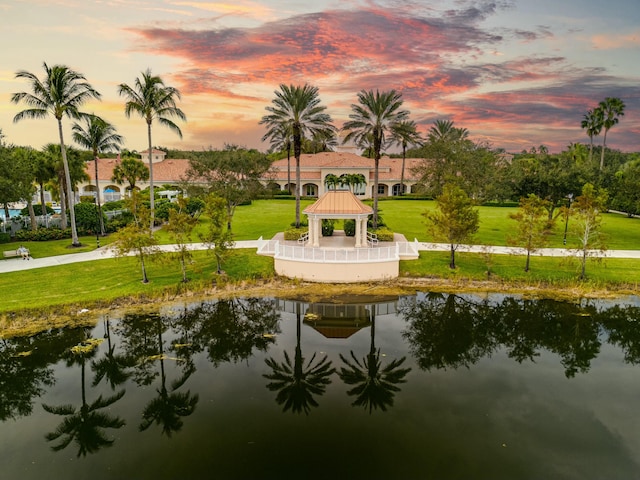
[257,237,419,263]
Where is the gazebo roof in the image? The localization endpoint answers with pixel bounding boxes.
[303,190,373,216]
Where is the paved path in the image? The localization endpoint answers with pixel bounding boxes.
[1,240,638,274]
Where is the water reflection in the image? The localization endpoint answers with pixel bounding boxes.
[264,303,335,415]
[337,304,410,413]
[42,330,126,456]
[2,294,640,478]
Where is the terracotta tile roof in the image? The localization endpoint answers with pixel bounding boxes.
[86,158,191,183]
[304,190,373,215]
[270,152,421,182]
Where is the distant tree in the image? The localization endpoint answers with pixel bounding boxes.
[610,161,640,216]
[507,194,553,272]
[570,183,608,280]
[33,149,55,228]
[186,145,271,231]
[324,173,340,190]
[342,89,409,228]
[111,191,159,283]
[260,84,335,227]
[165,197,198,282]
[390,119,423,195]
[262,122,293,194]
[12,62,101,246]
[72,115,124,235]
[118,69,186,228]
[424,183,479,269]
[581,108,603,165]
[339,173,366,192]
[111,156,149,192]
[597,97,625,171]
[427,119,469,143]
[199,194,234,275]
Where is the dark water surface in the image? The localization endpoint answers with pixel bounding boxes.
[2,293,640,480]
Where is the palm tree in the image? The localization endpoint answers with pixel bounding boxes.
[597,97,626,171]
[260,84,335,227]
[118,69,186,228]
[72,115,124,236]
[428,119,469,143]
[111,156,149,192]
[11,62,101,246]
[391,120,423,195]
[581,108,603,165]
[324,173,340,191]
[342,89,409,228]
[262,122,293,194]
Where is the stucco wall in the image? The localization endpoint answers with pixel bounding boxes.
[274,257,399,283]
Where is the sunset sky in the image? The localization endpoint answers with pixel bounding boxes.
[0,0,638,154]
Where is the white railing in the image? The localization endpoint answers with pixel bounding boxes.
[367,231,378,246]
[274,242,399,263]
[298,232,309,244]
[396,239,420,258]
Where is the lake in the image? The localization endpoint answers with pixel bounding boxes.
[1,293,640,480]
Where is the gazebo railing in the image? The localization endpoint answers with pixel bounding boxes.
[273,241,399,263]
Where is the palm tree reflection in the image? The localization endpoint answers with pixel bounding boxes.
[339,309,411,413]
[43,333,126,456]
[264,304,335,415]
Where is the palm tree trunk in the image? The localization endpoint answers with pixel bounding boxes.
[39,181,49,228]
[600,130,608,171]
[373,155,380,229]
[59,180,67,230]
[293,126,302,228]
[147,122,155,230]
[58,118,80,246]
[400,146,406,196]
[27,199,37,230]
[94,154,105,236]
[287,147,291,195]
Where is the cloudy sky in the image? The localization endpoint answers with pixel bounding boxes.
[0,0,638,154]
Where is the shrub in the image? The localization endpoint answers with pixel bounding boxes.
[186,197,205,217]
[284,227,308,241]
[103,200,125,211]
[16,227,71,241]
[344,219,355,236]
[80,195,96,203]
[371,227,394,242]
[0,232,11,244]
[74,202,106,234]
[321,219,335,236]
[21,204,55,216]
[155,199,179,222]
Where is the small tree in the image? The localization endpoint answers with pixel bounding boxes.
[571,183,608,280]
[424,183,479,269]
[111,156,149,192]
[111,191,158,283]
[200,194,234,275]
[165,197,198,282]
[507,194,553,272]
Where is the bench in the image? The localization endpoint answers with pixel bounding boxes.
[3,249,30,259]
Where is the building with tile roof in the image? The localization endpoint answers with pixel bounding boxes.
[78,149,424,202]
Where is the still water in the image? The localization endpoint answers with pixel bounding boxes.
[2,293,640,480]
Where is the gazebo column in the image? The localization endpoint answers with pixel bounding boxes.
[313,217,321,247]
[355,217,362,248]
[360,217,368,247]
[307,216,314,246]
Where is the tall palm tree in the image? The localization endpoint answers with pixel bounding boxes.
[260,84,335,227]
[262,122,293,194]
[391,119,423,195]
[342,90,409,228]
[580,108,603,165]
[598,97,626,171]
[118,69,186,228]
[428,119,469,143]
[72,115,124,236]
[11,62,101,246]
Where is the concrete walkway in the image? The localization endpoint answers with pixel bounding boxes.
[1,239,639,274]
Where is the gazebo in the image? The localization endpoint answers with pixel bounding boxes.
[303,190,372,247]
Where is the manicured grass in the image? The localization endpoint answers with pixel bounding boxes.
[1,234,116,258]
[401,251,640,286]
[0,249,274,313]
